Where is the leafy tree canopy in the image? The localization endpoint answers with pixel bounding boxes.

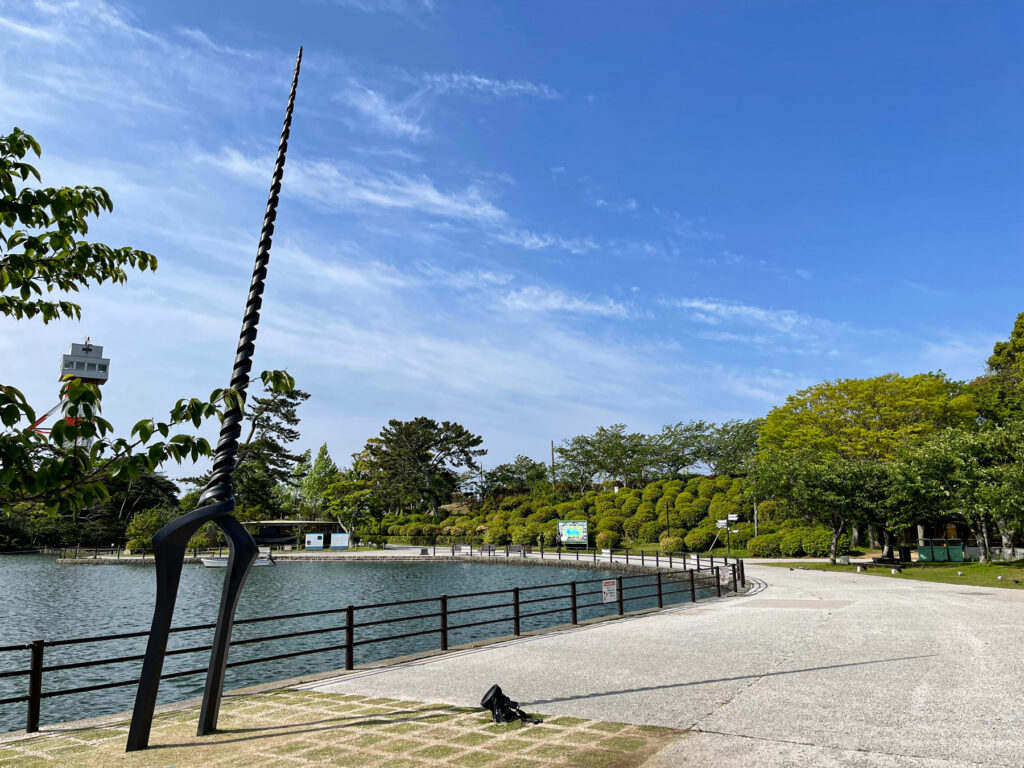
[759,372,976,461]
[0,127,293,517]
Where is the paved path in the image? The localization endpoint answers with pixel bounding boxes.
[309,565,1024,767]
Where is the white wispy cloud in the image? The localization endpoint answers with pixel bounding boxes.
[328,0,435,13]
[422,73,559,99]
[338,82,425,139]
[175,27,254,57]
[669,297,809,335]
[495,229,598,254]
[204,148,508,224]
[503,286,629,318]
[417,263,514,290]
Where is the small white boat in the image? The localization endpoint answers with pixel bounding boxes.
[200,557,275,568]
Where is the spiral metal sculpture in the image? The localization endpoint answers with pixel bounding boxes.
[125,47,302,753]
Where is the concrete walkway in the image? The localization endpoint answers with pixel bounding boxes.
[308,565,1024,767]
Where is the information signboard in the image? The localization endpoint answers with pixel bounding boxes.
[602,579,618,604]
[557,520,588,546]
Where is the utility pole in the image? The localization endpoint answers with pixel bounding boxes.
[550,440,556,486]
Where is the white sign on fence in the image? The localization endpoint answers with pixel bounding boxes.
[602,579,618,604]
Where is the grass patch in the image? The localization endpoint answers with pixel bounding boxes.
[765,560,1024,589]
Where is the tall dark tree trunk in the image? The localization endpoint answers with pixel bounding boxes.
[851,525,861,548]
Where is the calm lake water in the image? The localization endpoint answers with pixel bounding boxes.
[0,555,703,733]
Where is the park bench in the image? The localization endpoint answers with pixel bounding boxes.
[480,544,496,554]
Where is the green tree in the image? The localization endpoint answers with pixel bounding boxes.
[971,312,1024,424]
[364,418,486,516]
[893,426,1024,563]
[703,419,760,476]
[0,128,295,517]
[555,434,598,493]
[300,443,338,518]
[484,455,548,496]
[651,420,708,478]
[753,450,876,562]
[760,373,976,460]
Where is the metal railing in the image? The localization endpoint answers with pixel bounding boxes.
[0,560,743,733]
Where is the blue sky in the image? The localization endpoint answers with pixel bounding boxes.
[2,0,1022,473]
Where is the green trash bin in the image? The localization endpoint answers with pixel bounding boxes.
[947,538,963,562]
[932,538,949,562]
[918,539,932,562]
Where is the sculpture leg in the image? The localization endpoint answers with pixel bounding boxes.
[125,539,187,752]
[197,516,258,735]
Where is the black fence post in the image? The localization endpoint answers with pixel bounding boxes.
[689,569,696,603]
[540,542,544,559]
[608,548,613,563]
[625,548,629,565]
[575,548,579,561]
[26,640,43,733]
[592,548,596,563]
[616,576,624,615]
[740,559,746,587]
[345,605,354,670]
[669,552,673,569]
[440,595,448,651]
[656,572,664,608]
[558,545,561,561]
[696,553,701,570]
[506,545,509,558]
[715,567,722,598]
[655,551,659,568]
[710,554,715,570]
[641,551,645,567]
[570,582,578,625]
[513,588,521,636]
[731,564,737,593]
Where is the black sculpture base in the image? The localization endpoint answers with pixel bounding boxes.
[125,502,257,752]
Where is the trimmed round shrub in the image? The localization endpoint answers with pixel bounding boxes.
[641,483,664,504]
[674,502,705,528]
[727,525,755,548]
[595,530,621,549]
[697,478,716,499]
[484,526,510,545]
[660,536,685,553]
[684,526,717,552]
[801,528,832,558]
[747,533,783,557]
[596,516,625,534]
[638,521,665,544]
[509,526,530,546]
[623,516,644,541]
[779,531,805,557]
[620,496,641,517]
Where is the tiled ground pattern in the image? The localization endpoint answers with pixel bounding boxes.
[0,691,678,768]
